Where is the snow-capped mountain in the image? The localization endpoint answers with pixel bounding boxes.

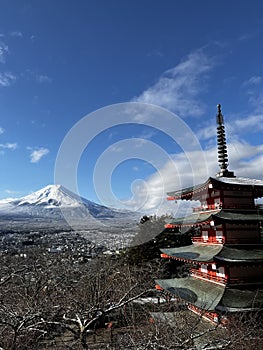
[6,185,84,208]
[0,185,137,230]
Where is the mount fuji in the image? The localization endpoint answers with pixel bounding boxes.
[0,185,138,231]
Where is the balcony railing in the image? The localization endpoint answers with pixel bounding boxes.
[190,269,227,285]
[188,304,219,324]
[192,236,225,244]
[192,203,222,212]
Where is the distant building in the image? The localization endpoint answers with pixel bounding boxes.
[156,105,263,324]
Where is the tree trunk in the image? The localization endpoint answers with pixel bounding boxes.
[80,331,89,350]
[11,330,17,350]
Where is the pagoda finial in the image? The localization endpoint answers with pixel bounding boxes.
[216,104,224,124]
[216,104,235,178]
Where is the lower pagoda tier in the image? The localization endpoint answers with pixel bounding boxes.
[160,245,263,286]
[156,277,263,313]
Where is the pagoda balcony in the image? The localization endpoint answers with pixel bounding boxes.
[192,203,222,212]
[190,269,227,285]
[192,236,225,244]
[188,305,220,324]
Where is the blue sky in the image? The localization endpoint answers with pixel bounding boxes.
[0,0,263,214]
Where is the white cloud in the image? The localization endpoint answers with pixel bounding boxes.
[196,125,217,141]
[36,74,52,83]
[0,41,16,87]
[233,114,263,131]
[248,91,263,113]
[9,31,23,38]
[5,189,20,195]
[0,127,4,134]
[0,72,16,87]
[29,148,49,163]
[241,74,263,113]
[125,47,263,215]
[137,129,157,140]
[0,41,8,63]
[226,142,263,178]
[243,75,262,86]
[125,140,263,216]
[197,114,263,144]
[133,49,215,117]
[238,33,252,41]
[134,139,148,148]
[24,70,52,84]
[0,142,17,150]
[109,145,123,153]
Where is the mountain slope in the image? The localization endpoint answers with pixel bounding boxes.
[0,185,137,230]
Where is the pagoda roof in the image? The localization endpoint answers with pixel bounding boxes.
[155,276,224,311]
[167,176,263,200]
[167,180,210,199]
[215,209,263,222]
[167,209,263,227]
[215,246,263,263]
[160,244,223,262]
[156,276,263,311]
[166,211,218,227]
[218,288,263,312]
[215,176,263,186]
[161,244,263,263]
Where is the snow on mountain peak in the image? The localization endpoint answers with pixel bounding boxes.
[16,184,84,208]
[0,184,138,231]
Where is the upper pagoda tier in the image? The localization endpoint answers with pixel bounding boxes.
[167,105,263,204]
[167,176,263,202]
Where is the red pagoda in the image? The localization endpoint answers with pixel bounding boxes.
[156,105,263,324]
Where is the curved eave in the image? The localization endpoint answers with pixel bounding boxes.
[156,277,263,312]
[161,245,263,264]
[160,244,223,263]
[167,176,263,200]
[214,210,263,223]
[165,210,219,228]
[216,306,262,312]
[156,276,225,311]
[167,179,210,200]
[165,220,211,228]
[218,288,263,311]
[215,256,263,263]
[214,247,263,264]
[166,209,263,229]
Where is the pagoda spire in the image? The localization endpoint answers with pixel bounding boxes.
[216,104,235,178]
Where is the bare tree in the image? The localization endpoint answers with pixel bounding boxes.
[0,243,262,349]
